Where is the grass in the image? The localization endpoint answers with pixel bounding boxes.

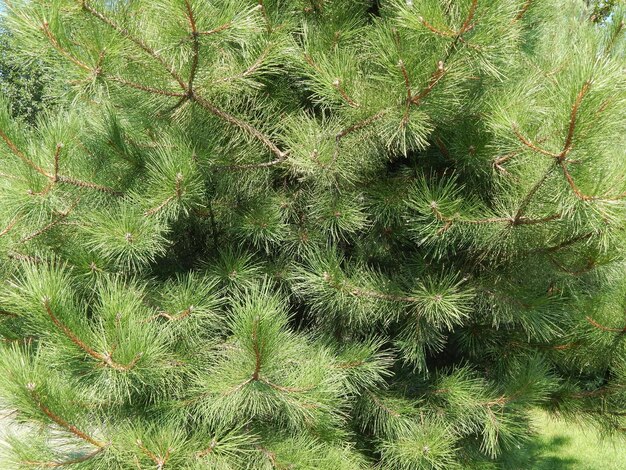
[499,410,626,470]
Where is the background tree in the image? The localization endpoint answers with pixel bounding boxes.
[0,20,52,124]
[589,0,618,23]
[0,0,625,468]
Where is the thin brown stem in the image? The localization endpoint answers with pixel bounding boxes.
[56,175,122,196]
[541,232,594,253]
[21,200,79,243]
[366,390,400,417]
[411,61,446,106]
[184,0,200,93]
[322,272,419,303]
[398,59,412,101]
[196,439,218,458]
[258,0,272,34]
[585,316,626,334]
[571,384,626,399]
[41,22,92,72]
[251,317,261,381]
[606,20,624,54]
[81,1,187,90]
[513,0,533,23]
[335,110,388,142]
[214,156,285,171]
[149,306,194,322]
[21,448,105,467]
[207,201,219,249]
[459,0,479,34]
[513,166,554,222]
[193,94,286,159]
[107,76,186,97]
[549,255,596,276]
[261,379,315,394]
[559,161,626,201]
[136,440,171,470]
[0,214,20,238]
[144,196,175,217]
[43,299,141,372]
[332,79,359,108]
[512,127,560,158]
[0,128,51,177]
[431,201,559,232]
[197,22,231,36]
[27,387,106,448]
[418,16,456,37]
[53,143,63,182]
[561,81,591,158]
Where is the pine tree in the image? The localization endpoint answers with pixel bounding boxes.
[0,0,625,468]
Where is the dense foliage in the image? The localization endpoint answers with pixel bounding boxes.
[0,23,51,124]
[0,1,625,468]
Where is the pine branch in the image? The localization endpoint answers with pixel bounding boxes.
[43,299,142,372]
[25,384,107,448]
[606,20,624,54]
[558,160,626,201]
[512,166,554,223]
[0,128,52,177]
[41,22,92,73]
[585,316,626,334]
[82,1,286,160]
[144,196,175,217]
[21,448,105,468]
[571,384,626,399]
[257,0,272,34]
[335,111,388,142]
[220,44,273,83]
[7,252,43,263]
[459,0,479,35]
[366,390,401,418]
[192,94,287,160]
[322,271,418,303]
[148,306,194,322]
[513,1,533,23]
[184,0,200,93]
[214,156,286,171]
[420,0,477,42]
[56,175,122,195]
[514,81,626,201]
[512,127,560,158]
[534,231,594,253]
[333,110,388,162]
[0,214,21,238]
[136,440,172,470]
[0,134,121,195]
[196,439,217,458]
[197,22,231,36]
[418,16,456,37]
[411,61,446,106]
[430,201,559,233]
[548,255,596,276]
[106,76,186,98]
[81,1,187,90]
[251,316,261,381]
[20,199,79,243]
[561,81,591,158]
[332,79,360,108]
[52,143,62,182]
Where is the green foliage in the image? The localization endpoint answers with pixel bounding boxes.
[0,0,625,468]
[0,22,52,124]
